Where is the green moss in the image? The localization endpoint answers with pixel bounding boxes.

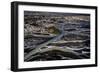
[47,26,61,34]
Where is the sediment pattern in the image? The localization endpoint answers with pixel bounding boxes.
[24,11,90,62]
